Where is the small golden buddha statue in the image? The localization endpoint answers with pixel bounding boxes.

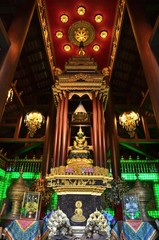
[71,201,86,222]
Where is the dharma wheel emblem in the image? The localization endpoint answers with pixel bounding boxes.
[68,20,95,46]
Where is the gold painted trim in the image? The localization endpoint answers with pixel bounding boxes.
[46,165,112,195]
[53,71,109,104]
[108,0,126,81]
[46,173,112,195]
[36,0,55,78]
[69,92,92,100]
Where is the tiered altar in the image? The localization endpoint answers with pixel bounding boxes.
[46,126,112,222]
[45,51,112,226]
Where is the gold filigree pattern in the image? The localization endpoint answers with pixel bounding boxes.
[36,0,55,78]
[53,70,109,104]
[46,165,112,195]
[108,0,126,80]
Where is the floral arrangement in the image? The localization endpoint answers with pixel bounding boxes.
[104,176,129,206]
[101,210,116,229]
[84,166,94,174]
[32,173,51,207]
[25,201,38,213]
[84,209,110,239]
[65,166,74,174]
[47,208,73,239]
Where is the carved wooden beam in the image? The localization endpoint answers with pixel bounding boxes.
[0,18,10,52]
[119,142,154,159]
[11,142,43,156]
[118,137,159,144]
[11,81,24,108]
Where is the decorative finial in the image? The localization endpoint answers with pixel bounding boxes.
[78,126,84,136]
[79,41,85,56]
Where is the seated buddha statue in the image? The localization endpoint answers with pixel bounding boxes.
[66,127,93,170]
[71,200,86,223]
[73,127,90,150]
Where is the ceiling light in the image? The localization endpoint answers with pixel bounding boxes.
[119,111,140,138]
[100,30,108,38]
[24,111,45,137]
[93,44,100,51]
[60,14,69,23]
[77,6,85,16]
[64,45,71,52]
[95,14,103,23]
[56,31,63,38]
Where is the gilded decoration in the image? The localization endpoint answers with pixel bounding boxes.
[67,127,93,169]
[46,126,112,194]
[108,0,126,80]
[69,92,92,100]
[68,21,95,46]
[37,0,125,88]
[53,72,109,104]
[65,56,98,71]
[46,166,112,195]
[6,171,29,219]
[36,0,55,78]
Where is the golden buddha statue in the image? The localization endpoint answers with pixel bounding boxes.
[67,127,93,171]
[71,200,86,222]
[73,126,90,150]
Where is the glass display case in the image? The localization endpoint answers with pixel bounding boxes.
[123,194,140,220]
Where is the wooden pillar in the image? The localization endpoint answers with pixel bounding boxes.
[105,112,110,158]
[0,0,36,122]
[42,94,56,175]
[92,93,98,166]
[126,0,159,128]
[61,93,68,166]
[107,91,120,178]
[141,114,150,139]
[90,126,93,150]
[57,96,65,166]
[53,99,61,168]
[67,127,71,154]
[101,101,107,168]
[97,98,103,167]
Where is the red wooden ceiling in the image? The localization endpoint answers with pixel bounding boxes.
[45,0,118,71]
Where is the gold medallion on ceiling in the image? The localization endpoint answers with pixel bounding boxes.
[68,21,95,46]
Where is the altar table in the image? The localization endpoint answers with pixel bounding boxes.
[110,220,159,240]
[3,219,49,240]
